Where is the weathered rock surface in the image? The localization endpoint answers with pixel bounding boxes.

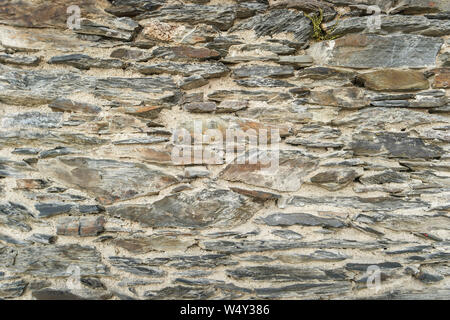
[0,0,448,301]
[309,34,443,68]
[108,188,262,228]
[37,157,179,204]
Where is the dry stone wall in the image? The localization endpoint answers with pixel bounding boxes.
[0,0,449,300]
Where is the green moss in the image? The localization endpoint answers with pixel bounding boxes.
[305,9,340,41]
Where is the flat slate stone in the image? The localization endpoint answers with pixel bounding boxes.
[356,70,430,91]
[108,188,262,228]
[11,244,107,277]
[142,5,236,31]
[37,157,179,204]
[309,34,443,69]
[263,213,346,228]
[231,9,312,47]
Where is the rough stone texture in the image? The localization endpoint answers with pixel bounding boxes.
[0,1,449,301]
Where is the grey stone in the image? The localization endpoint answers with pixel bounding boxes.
[0,53,40,66]
[0,202,34,232]
[48,54,126,70]
[1,112,63,129]
[263,213,346,228]
[0,277,27,298]
[235,77,295,87]
[109,257,166,277]
[349,131,444,159]
[142,5,236,31]
[271,230,303,240]
[34,203,74,218]
[231,9,312,46]
[226,266,347,281]
[309,34,443,68]
[49,99,102,114]
[26,234,56,245]
[37,157,179,205]
[136,61,229,79]
[232,65,294,78]
[108,188,262,228]
[75,17,140,41]
[12,244,107,277]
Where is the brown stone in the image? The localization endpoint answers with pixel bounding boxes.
[431,68,450,88]
[356,70,429,91]
[15,179,48,190]
[57,217,105,237]
[229,187,281,202]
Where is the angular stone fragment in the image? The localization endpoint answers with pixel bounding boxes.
[0,277,27,298]
[216,100,249,113]
[255,282,351,299]
[144,285,215,299]
[49,99,101,114]
[287,196,429,211]
[183,102,217,113]
[278,55,314,67]
[345,262,402,271]
[262,213,346,228]
[151,46,220,61]
[229,187,281,202]
[277,250,349,263]
[221,150,318,192]
[227,266,346,282]
[110,235,195,253]
[1,112,63,129]
[38,157,179,204]
[184,166,210,178]
[108,257,166,277]
[108,188,261,228]
[143,5,236,31]
[231,9,312,46]
[0,53,40,66]
[26,234,56,245]
[431,68,450,89]
[349,131,444,159]
[136,61,229,78]
[310,169,362,191]
[75,17,140,41]
[106,0,165,17]
[356,70,429,91]
[15,179,49,190]
[0,202,34,232]
[232,65,294,78]
[12,244,107,276]
[309,34,443,68]
[309,88,368,109]
[208,90,290,102]
[48,54,126,70]
[325,15,450,37]
[34,203,74,218]
[57,217,106,237]
[179,75,209,90]
[201,239,384,253]
[235,78,295,88]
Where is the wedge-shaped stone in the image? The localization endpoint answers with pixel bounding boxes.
[108,188,262,228]
[110,235,196,253]
[0,54,40,66]
[309,34,443,68]
[38,157,179,204]
[0,202,34,232]
[356,70,429,91]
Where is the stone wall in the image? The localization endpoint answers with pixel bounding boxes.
[0,0,449,300]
